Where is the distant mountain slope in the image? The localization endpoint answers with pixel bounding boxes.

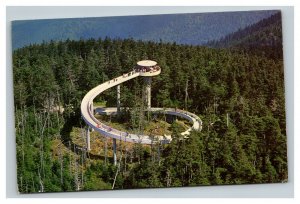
[12,10,277,49]
[207,12,283,59]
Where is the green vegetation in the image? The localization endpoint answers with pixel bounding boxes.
[13,16,287,192]
[93,100,107,107]
[95,112,189,136]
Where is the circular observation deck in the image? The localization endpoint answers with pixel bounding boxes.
[135,60,161,76]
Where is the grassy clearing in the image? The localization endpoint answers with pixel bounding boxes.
[95,114,191,136]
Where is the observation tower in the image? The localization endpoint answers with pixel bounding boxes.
[80,59,201,166]
[135,60,161,110]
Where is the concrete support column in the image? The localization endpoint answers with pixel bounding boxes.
[113,138,117,166]
[117,85,121,115]
[86,128,91,151]
[144,77,151,110]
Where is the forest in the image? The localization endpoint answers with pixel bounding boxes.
[13,13,287,193]
[207,12,283,60]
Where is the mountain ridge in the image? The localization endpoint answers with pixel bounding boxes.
[206,11,282,59]
[12,10,278,50]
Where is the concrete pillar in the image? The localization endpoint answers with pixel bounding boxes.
[86,128,91,151]
[113,138,117,166]
[117,85,121,115]
[144,77,151,110]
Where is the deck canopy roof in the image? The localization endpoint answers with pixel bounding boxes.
[137,60,157,67]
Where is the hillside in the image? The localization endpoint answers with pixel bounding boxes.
[12,10,277,49]
[207,12,283,59]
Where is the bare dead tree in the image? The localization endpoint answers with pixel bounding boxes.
[112,140,123,190]
[124,142,127,172]
[185,78,189,110]
[39,111,50,180]
[38,167,44,193]
[104,137,107,165]
[73,142,80,191]
[20,108,25,165]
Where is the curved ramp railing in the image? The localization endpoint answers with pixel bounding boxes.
[81,69,202,144]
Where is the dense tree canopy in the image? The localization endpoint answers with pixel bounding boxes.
[13,35,287,193]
